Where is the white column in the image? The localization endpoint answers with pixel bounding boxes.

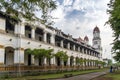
[20,23,25,36]
[50,34,55,45]
[14,49,24,64]
[31,55,35,65]
[73,58,76,66]
[67,43,70,49]
[60,40,63,48]
[82,48,84,54]
[0,48,5,65]
[43,31,47,43]
[91,61,93,66]
[73,45,75,51]
[86,61,88,66]
[31,28,35,39]
[44,57,47,65]
[34,58,39,66]
[51,57,55,65]
[67,57,70,66]
[15,23,25,36]
[61,59,64,66]
[0,18,5,31]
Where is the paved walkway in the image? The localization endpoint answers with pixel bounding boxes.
[52,71,107,80]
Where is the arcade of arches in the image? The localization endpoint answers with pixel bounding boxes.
[0,46,102,71]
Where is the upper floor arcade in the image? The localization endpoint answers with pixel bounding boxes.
[0,12,100,58]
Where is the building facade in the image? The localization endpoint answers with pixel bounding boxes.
[0,12,102,71]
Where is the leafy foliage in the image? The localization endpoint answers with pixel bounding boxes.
[25,48,54,59]
[76,57,80,64]
[0,0,56,25]
[107,0,120,62]
[79,58,84,64]
[54,51,68,62]
[76,58,85,66]
[25,48,33,54]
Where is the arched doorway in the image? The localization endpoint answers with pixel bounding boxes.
[39,57,44,66]
[47,58,51,66]
[24,49,32,66]
[70,56,74,66]
[5,47,14,65]
[64,60,67,66]
[76,57,79,66]
[56,57,60,66]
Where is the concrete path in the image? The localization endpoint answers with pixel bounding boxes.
[52,72,107,80]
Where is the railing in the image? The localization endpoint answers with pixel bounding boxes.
[0,65,99,72]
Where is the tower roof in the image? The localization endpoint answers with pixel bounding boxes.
[84,36,89,41]
[93,26,100,33]
[77,37,84,42]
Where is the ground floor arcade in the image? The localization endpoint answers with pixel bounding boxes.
[0,46,101,72]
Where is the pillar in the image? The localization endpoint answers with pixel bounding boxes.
[0,18,5,32]
[43,31,47,43]
[60,40,63,48]
[67,43,70,49]
[20,23,25,36]
[73,58,76,66]
[0,46,5,66]
[31,27,35,39]
[50,56,55,67]
[73,45,75,51]
[31,55,35,65]
[44,57,47,65]
[15,23,25,36]
[82,48,84,54]
[50,34,55,45]
[34,58,39,66]
[67,57,70,67]
[14,49,24,65]
[61,59,64,67]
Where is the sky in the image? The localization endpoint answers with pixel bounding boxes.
[51,0,114,60]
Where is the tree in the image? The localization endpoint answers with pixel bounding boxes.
[108,59,113,65]
[25,48,54,59]
[54,51,68,62]
[25,48,33,54]
[107,0,120,62]
[76,57,80,65]
[0,0,56,25]
[79,58,84,66]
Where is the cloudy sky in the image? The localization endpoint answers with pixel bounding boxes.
[51,0,113,59]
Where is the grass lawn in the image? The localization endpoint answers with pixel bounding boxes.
[105,70,120,80]
[92,70,120,80]
[1,69,107,80]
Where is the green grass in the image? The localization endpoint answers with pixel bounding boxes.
[1,69,107,80]
[104,70,120,80]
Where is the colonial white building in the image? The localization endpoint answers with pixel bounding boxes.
[0,12,102,71]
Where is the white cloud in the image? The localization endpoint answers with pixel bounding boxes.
[51,5,65,22]
[52,0,113,59]
[63,0,73,6]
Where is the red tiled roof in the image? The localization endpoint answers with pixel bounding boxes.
[84,36,89,41]
[76,37,84,42]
